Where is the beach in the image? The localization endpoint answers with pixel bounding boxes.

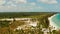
[48,14,59,30]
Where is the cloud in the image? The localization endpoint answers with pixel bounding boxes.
[6,1,17,7]
[0,0,59,12]
[0,0,5,5]
[0,0,37,12]
[15,0,27,4]
[0,5,43,12]
[30,2,36,6]
[39,0,58,4]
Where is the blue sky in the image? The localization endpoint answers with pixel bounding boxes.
[0,0,60,12]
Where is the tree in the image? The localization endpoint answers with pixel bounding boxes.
[52,30,57,34]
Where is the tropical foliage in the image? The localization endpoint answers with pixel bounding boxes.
[0,12,59,34]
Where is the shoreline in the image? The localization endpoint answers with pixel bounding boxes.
[48,14,59,30]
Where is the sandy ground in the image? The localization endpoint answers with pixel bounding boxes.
[48,14,59,30]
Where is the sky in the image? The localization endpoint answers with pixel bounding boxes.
[0,0,60,12]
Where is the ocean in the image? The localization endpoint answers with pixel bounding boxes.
[50,13,60,29]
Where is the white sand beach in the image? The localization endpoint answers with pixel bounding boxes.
[48,14,59,30]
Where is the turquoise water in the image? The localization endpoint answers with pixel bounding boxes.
[51,13,60,28]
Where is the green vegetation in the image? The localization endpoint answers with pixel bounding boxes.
[0,12,56,18]
[0,12,59,34]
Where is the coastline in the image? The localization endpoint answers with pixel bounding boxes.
[48,14,59,30]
